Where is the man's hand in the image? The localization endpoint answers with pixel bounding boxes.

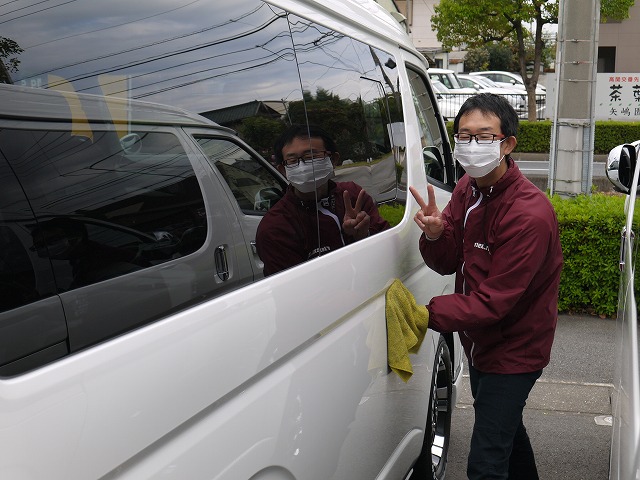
[343,189,370,240]
[409,185,444,240]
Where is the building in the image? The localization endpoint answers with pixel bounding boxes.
[598,1,640,72]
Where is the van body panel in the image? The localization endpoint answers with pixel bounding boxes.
[0,0,462,478]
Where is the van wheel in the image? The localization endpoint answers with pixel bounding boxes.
[412,337,453,479]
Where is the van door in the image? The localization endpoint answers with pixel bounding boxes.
[0,157,68,375]
[3,126,254,353]
[187,131,288,280]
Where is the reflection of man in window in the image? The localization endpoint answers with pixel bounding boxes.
[256,125,390,276]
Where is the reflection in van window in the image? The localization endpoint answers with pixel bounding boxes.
[195,136,285,213]
[0,160,58,312]
[408,68,452,185]
[256,125,391,276]
[1,129,207,291]
[288,16,405,203]
[2,0,406,272]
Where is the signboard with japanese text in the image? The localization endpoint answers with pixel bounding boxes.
[595,73,640,120]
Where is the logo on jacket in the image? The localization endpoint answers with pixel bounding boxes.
[474,242,490,253]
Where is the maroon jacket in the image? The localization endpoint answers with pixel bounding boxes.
[421,160,563,374]
[256,180,390,276]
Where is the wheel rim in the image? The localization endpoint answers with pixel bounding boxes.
[430,347,452,475]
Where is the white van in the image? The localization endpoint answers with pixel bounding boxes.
[605,141,640,479]
[0,1,462,479]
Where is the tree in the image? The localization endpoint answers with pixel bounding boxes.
[0,36,23,84]
[431,0,635,121]
[601,0,636,21]
[237,116,285,160]
[464,48,490,72]
[431,0,556,121]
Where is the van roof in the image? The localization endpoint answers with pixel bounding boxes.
[0,84,228,130]
[274,0,415,55]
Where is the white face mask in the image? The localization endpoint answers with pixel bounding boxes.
[286,156,334,193]
[454,139,505,178]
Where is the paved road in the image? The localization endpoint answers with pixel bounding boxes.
[445,314,615,479]
[516,159,606,178]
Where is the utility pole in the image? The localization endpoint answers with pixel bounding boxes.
[549,0,600,197]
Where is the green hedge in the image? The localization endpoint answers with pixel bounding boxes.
[550,193,630,317]
[380,193,635,317]
[446,120,640,155]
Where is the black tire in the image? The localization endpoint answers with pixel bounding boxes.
[412,336,453,479]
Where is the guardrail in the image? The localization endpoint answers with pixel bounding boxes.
[435,92,546,120]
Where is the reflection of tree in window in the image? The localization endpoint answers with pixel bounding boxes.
[0,36,22,83]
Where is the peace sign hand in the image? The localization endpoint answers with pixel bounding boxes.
[409,185,444,240]
[343,189,370,240]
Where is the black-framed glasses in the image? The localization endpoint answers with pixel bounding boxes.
[283,150,332,168]
[453,133,505,144]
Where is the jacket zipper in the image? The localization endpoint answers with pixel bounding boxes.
[462,187,484,367]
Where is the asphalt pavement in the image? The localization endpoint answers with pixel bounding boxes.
[445,313,616,479]
[512,153,612,192]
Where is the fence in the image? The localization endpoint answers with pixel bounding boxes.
[435,92,546,121]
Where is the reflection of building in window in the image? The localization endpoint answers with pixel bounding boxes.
[201,100,284,129]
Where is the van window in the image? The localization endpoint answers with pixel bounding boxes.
[0,158,58,312]
[1,129,207,291]
[289,15,405,203]
[0,126,255,353]
[2,0,405,273]
[0,155,70,374]
[408,67,454,187]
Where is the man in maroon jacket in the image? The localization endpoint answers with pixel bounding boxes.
[256,125,390,276]
[410,93,563,479]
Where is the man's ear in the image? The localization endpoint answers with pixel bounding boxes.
[331,151,341,167]
[503,136,517,156]
[277,164,287,176]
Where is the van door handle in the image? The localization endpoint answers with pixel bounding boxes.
[250,241,257,255]
[215,245,230,281]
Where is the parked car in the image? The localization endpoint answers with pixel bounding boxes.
[0,1,463,479]
[458,74,527,115]
[605,140,640,480]
[428,68,477,94]
[431,79,470,121]
[469,70,547,95]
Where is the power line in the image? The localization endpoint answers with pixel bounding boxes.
[0,0,79,25]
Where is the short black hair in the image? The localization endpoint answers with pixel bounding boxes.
[453,93,519,138]
[273,124,338,164]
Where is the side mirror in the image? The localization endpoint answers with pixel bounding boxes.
[606,142,639,194]
[423,146,444,182]
[120,133,142,154]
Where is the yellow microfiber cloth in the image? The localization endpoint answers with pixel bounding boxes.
[385,278,430,382]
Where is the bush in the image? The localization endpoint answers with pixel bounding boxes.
[379,202,405,227]
[594,121,640,154]
[550,193,632,317]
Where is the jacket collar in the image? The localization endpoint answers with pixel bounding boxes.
[470,158,520,198]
